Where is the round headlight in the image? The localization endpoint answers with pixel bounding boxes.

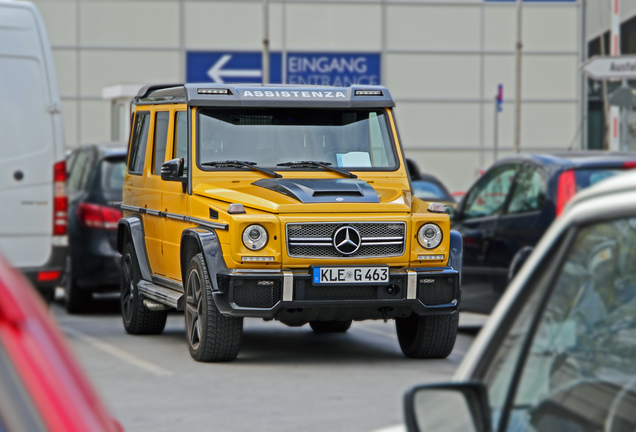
[242,225,268,250]
[417,223,442,249]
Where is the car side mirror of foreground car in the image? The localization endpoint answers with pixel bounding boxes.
[404,382,492,432]
[161,158,185,182]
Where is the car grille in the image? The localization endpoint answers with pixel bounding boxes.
[286,222,406,258]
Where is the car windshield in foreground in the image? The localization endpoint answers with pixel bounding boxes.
[197,108,397,170]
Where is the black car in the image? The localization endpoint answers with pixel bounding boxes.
[65,144,126,313]
[453,152,636,314]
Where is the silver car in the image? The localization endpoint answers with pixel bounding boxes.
[405,170,636,432]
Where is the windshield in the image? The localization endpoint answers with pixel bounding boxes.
[197,108,397,170]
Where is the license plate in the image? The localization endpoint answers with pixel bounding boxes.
[312,266,389,284]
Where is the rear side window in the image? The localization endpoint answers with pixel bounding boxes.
[152,112,170,175]
[574,169,623,190]
[67,150,88,194]
[102,158,126,193]
[128,112,150,174]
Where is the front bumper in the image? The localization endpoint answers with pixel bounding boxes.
[213,267,459,322]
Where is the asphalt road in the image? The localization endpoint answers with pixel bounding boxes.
[51,294,481,432]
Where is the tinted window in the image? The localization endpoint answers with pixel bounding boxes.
[483,217,636,431]
[412,180,452,201]
[575,168,623,190]
[152,112,170,175]
[128,112,150,174]
[174,111,188,176]
[67,150,88,194]
[102,158,126,193]
[506,165,546,214]
[463,165,519,219]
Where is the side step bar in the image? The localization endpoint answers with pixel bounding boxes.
[138,280,184,311]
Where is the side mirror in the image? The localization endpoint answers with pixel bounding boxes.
[161,158,185,182]
[404,382,491,432]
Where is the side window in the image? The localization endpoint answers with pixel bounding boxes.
[128,112,150,175]
[174,111,188,176]
[67,150,88,194]
[152,111,170,175]
[483,217,636,431]
[505,165,547,215]
[462,165,519,219]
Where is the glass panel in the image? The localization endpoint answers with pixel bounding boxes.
[67,150,88,194]
[413,389,479,432]
[463,165,519,219]
[197,108,396,169]
[101,158,126,192]
[574,168,624,190]
[493,217,636,431]
[174,111,187,175]
[506,166,546,214]
[152,112,170,175]
[128,113,150,174]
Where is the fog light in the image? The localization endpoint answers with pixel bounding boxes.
[417,254,445,260]
[242,256,275,262]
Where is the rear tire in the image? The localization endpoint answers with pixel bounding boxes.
[185,253,243,362]
[395,313,458,359]
[120,241,167,335]
[309,320,352,333]
[65,278,92,314]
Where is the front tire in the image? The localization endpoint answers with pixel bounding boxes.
[120,242,167,334]
[185,253,243,362]
[309,320,352,333]
[395,313,458,359]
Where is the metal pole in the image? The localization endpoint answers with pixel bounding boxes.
[513,0,523,154]
[494,95,499,162]
[262,0,270,84]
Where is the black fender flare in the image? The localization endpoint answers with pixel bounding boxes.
[448,230,463,287]
[180,228,227,292]
[117,216,152,281]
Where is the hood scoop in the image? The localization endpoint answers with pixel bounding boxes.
[253,178,380,204]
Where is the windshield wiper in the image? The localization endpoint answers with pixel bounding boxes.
[276,161,357,178]
[201,160,281,178]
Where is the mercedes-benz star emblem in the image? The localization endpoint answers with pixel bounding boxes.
[333,226,361,255]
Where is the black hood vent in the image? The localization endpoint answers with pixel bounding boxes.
[252,178,379,204]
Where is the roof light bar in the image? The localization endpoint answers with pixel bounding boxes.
[197,88,231,95]
[354,90,383,96]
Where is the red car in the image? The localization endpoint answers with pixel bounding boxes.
[0,255,122,432]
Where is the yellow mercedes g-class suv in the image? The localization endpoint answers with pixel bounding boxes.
[118,84,462,362]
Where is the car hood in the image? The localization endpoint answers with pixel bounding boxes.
[193,177,412,213]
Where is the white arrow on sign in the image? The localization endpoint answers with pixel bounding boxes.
[207,54,262,83]
[581,55,636,80]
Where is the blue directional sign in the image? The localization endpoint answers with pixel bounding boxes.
[186,51,381,87]
[187,51,282,84]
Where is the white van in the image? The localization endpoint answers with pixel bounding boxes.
[0,0,68,301]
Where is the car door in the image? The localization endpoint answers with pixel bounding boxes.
[492,162,550,292]
[162,108,189,283]
[143,110,170,276]
[453,163,520,313]
[477,215,636,432]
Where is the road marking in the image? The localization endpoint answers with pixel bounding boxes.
[63,327,173,377]
[372,425,405,432]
